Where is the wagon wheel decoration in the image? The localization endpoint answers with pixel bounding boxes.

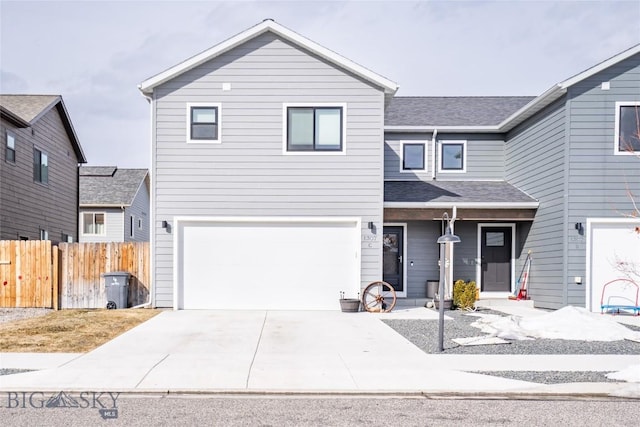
[362,281,397,313]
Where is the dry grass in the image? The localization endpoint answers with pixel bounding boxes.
[0,309,159,353]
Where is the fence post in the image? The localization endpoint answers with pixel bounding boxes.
[52,245,59,310]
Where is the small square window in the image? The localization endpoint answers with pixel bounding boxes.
[402,143,425,171]
[439,141,466,172]
[615,103,640,154]
[286,105,344,152]
[40,229,49,240]
[187,103,221,143]
[33,148,48,183]
[83,212,105,235]
[6,131,16,163]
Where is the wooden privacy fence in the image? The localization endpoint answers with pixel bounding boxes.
[0,240,57,308]
[58,242,149,309]
[0,241,149,309]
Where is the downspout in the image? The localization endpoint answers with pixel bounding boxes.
[132,92,154,309]
[431,129,438,180]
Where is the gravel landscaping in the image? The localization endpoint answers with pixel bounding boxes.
[0,308,53,324]
[382,308,640,355]
[383,308,640,384]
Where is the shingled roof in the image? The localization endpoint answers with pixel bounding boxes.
[385,96,534,127]
[0,94,87,163]
[80,166,149,206]
[384,180,538,206]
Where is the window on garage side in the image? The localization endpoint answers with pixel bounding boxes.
[439,141,466,173]
[401,142,426,171]
[6,131,16,163]
[286,105,344,152]
[187,103,221,143]
[615,102,640,154]
[33,148,48,183]
[83,212,106,235]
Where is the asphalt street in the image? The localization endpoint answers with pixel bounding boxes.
[1,394,639,426]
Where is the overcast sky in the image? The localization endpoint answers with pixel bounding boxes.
[1,0,639,168]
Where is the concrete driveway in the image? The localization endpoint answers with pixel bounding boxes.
[0,309,634,394]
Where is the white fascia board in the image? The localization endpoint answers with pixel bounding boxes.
[384,125,500,133]
[384,202,540,209]
[80,204,130,208]
[497,44,640,133]
[560,44,640,89]
[139,20,398,95]
[497,84,566,132]
[172,216,362,226]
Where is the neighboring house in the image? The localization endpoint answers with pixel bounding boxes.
[139,19,640,311]
[79,166,150,242]
[0,95,87,243]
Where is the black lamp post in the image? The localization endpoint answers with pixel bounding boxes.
[436,212,461,352]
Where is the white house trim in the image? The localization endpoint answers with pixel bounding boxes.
[383,202,540,209]
[139,19,398,96]
[476,223,516,297]
[382,222,408,298]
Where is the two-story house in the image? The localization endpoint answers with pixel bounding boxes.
[0,95,87,243]
[139,20,640,311]
[79,166,150,243]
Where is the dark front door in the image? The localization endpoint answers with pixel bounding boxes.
[481,227,512,292]
[383,226,404,293]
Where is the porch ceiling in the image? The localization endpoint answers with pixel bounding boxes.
[384,207,536,221]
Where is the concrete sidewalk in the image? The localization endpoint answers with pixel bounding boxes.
[0,304,638,397]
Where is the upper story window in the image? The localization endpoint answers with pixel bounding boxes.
[615,102,640,154]
[187,103,221,143]
[130,215,135,239]
[82,212,105,235]
[6,131,16,163]
[33,148,48,184]
[438,140,466,173]
[285,104,345,153]
[401,142,426,171]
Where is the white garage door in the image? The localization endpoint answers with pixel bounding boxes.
[587,219,640,312]
[175,217,361,310]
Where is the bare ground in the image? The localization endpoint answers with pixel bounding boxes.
[0,308,159,352]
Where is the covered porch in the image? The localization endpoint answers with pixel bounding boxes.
[382,180,538,305]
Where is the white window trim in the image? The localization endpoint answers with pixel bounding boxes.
[130,215,135,239]
[438,140,467,173]
[186,102,222,144]
[6,130,16,163]
[81,212,107,236]
[476,223,516,297]
[399,141,428,173]
[382,222,407,298]
[614,101,640,155]
[282,102,347,155]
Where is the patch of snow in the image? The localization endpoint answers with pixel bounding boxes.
[469,306,640,342]
[607,364,640,383]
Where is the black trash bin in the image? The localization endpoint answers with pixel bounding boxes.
[102,271,130,309]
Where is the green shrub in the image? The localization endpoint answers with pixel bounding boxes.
[453,280,477,310]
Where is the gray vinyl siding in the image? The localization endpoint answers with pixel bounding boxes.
[404,221,440,298]
[79,208,123,242]
[384,133,505,181]
[124,178,150,242]
[565,53,640,307]
[0,109,79,243]
[505,99,567,309]
[152,32,385,307]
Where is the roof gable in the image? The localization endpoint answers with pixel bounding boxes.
[0,94,87,163]
[138,19,398,97]
[499,44,640,132]
[80,167,149,206]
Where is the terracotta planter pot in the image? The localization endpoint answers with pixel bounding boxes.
[339,299,361,312]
